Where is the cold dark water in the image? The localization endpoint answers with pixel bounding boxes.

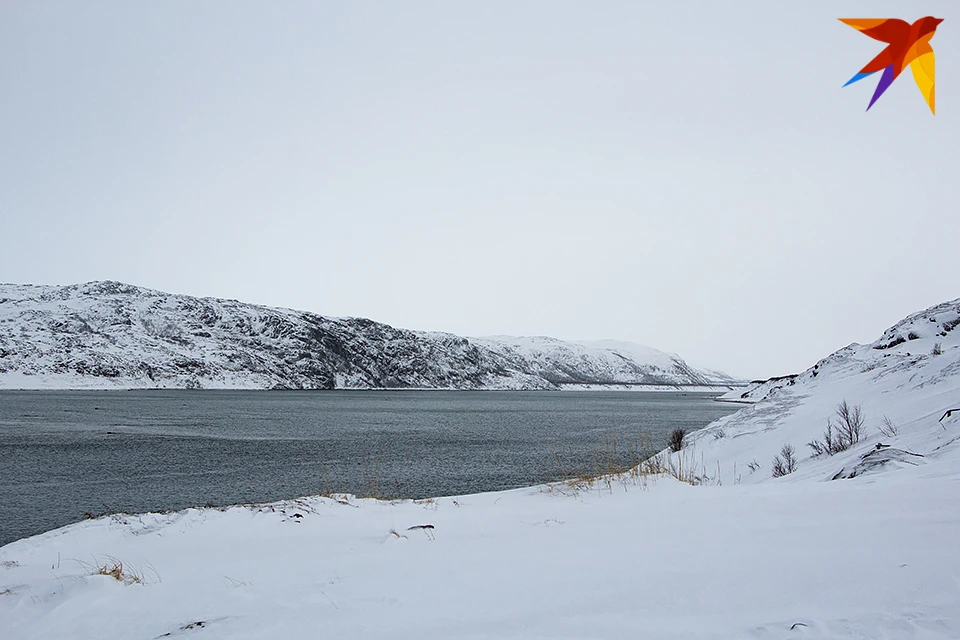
[0,390,739,546]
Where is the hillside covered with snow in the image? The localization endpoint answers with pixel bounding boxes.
[0,281,737,391]
[674,297,960,485]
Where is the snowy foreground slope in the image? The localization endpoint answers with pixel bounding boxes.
[2,300,959,639]
[0,281,736,390]
[2,468,957,640]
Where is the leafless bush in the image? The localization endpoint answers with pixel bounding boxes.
[771,444,797,477]
[878,416,899,438]
[808,400,864,456]
[746,459,761,473]
[931,342,942,356]
[835,399,865,446]
[807,421,837,457]
[667,428,686,453]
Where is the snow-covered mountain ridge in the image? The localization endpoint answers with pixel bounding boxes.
[0,281,738,390]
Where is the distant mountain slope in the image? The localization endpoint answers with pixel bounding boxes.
[0,281,738,390]
[671,297,960,484]
[472,336,728,387]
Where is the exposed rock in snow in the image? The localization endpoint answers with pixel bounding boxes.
[830,444,925,480]
[0,281,739,391]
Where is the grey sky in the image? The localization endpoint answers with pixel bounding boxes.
[1,1,957,379]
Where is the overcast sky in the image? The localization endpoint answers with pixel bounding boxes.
[1,1,957,379]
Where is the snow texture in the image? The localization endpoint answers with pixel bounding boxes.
[1,298,959,638]
[0,281,739,391]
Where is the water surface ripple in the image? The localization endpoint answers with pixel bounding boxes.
[0,390,739,546]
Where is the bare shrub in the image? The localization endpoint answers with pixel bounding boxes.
[835,400,865,446]
[771,444,797,477]
[746,459,761,473]
[878,416,899,438]
[807,400,865,456]
[807,421,837,457]
[931,342,942,356]
[667,428,686,453]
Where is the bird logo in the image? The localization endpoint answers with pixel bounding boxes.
[840,17,943,114]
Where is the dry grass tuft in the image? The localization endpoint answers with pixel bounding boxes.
[94,560,143,584]
[79,556,151,585]
[414,498,438,510]
[542,434,691,497]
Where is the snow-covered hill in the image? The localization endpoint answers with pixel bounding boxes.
[672,297,960,485]
[471,336,725,388]
[0,281,738,390]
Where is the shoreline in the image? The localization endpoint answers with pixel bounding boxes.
[3,457,956,640]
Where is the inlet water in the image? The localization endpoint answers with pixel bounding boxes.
[0,389,740,546]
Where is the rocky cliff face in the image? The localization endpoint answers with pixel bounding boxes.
[0,281,738,390]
